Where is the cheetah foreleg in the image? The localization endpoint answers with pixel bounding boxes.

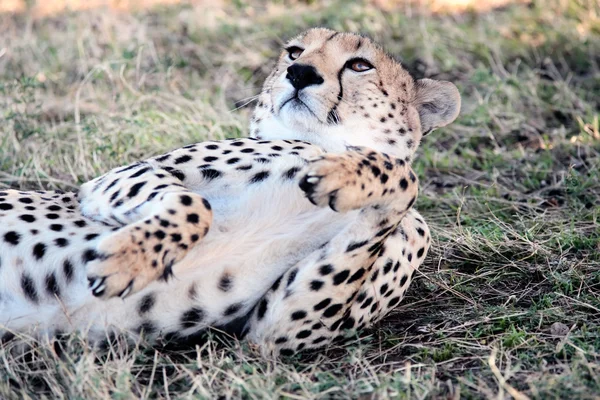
[246,153,420,356]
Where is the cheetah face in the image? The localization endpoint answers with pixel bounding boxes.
[250,28,461,161]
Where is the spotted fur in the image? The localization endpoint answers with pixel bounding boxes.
[0,28,460,356]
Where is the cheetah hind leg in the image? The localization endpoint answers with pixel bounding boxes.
[86,192,212,299]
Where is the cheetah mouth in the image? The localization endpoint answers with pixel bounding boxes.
[279,93,323,124]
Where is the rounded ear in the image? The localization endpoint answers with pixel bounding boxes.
[413,79,461,136]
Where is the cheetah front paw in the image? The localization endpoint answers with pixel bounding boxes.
[87,194,212,299]
[299,153,367,212]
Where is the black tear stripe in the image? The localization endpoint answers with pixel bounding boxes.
[327,65,346,125]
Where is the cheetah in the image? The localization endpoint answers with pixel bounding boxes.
[0,28,460,356]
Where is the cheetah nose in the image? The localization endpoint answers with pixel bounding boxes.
[286,64,324,91]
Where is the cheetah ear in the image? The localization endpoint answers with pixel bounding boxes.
[413,79,461,136]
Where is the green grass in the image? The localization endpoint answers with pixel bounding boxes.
[1,0,599,398]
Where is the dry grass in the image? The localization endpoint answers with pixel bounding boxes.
[1,0,599,398]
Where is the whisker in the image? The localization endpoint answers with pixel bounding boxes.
[230,96,260,112]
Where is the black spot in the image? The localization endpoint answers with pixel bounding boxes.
[168,169,186,181]
[181,307,205,328]
[287,269,298,287]
[271,276,282,291]
[82,249,99,263]
[85,233,99,241]
[383,260,393,274]
[187,213,199,224]
[399,274,409,287]
[371,269,380,282]
[46,213,59,220]
[180,195,192,206]
[47,205,62,211]
[319,264,334,275]
[74,220,87,228]
[129,167,151,179]
[240,148,254,153]
[155,230,166,239]
[380,174,389,184]
[257,298,268,320]
[155,154,170,162]
[20,215,36,223]
[138,293,155,314]
[416,227,425,237]
[361,297,373,309]
[63,259,74,282]
[291,310,307,321]
[284,167,301,180]
[153,244,163,253]
[380,283,389,295]
[407,253,413,262]
[340,317,356,331]
[346,268,365,284]
[356,292,366,303]
[312,336,327,344]
[227,157,241,164]
[417,247,425,258]
[45,273,61,298]
[323,304,343,318]
[224,303,242,316]
[54,238,69,247]
[109,190,121,203]
[18,197,33,204]
[127,182,146,198]
[218,274,233,292]
[4,231,20,245]
[201,169,222,180]
[310,280,324,291]
[280,348,294,357]
[275,336,287,344]
[314,298,331,311]
[21,274,39,303]
[250,171,270,183]
[33,243,47,260]
[346,240,368,252]
[332,270,350,285]
[175,155,193,164]
[0,203,13,210]
[296,330,312,339]
[388,297,401,308]
[371,166,381,177]
[399,178,408,190]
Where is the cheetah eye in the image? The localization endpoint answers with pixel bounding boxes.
[347,58,374,72]
[286,46,304,61]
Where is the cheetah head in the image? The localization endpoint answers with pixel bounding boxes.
[250,28,461,161]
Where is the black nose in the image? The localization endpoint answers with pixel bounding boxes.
[286,64,324,91]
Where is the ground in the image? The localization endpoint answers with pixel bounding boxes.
[0,0,599,398]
